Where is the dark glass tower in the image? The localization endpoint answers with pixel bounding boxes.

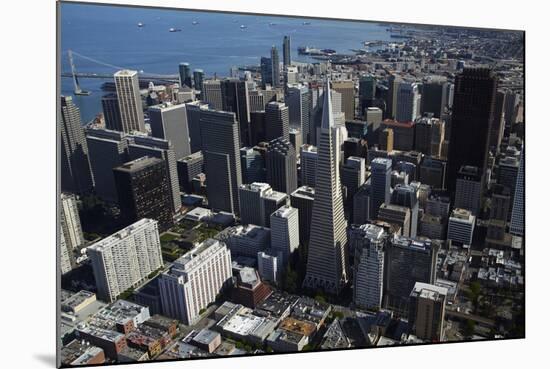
[221,79,251,146]
[283,35,291,67]
[113,156,173,232]
[446,68,497,192]
[266,137,298,195]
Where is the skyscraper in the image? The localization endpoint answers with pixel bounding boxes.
[271,46,281,88]
[353,180,372,225]
[260,57,273,87]
[340,156,366,206]
[193,69,204,92]
[114,70,146,133]
[290,186,315,246]
[454,165,482,216]
[200,109,242,214]
[221,78,251,146]
[384,235,437,316]
[303,78,349,295]
[127,135,182,214]
[446,68,497,191]
[179,62,192,88]
[300,144,318,187]
[395,82,420,122]
[510,148,524,236]
[282,35,291,67]
[185,101,209,153]
[359,75,376,113]
[370,158,392,219]
[113,156,173,232]
[238,182,268,226]
[391,184,420,238]
[101,93,123,132]
[350,224,387,310]
[265,101,290,141]
[60,95,94,194]
[266,137,298,194]
[60,192,85,251]
[240,147,265,184]
[286,85,311,142]
[148,102,191,160]
[85,128,129,203]
[159,239,232,325]
[88,218,163,302]
[421,78,449,118]
[177,151,203,193]
[331,80,355,121]
[201,80,223,110]
[270,205,300,264]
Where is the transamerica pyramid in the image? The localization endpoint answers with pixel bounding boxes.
[302,77,349,295]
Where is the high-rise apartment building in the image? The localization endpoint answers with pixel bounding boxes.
[88,219,163,302]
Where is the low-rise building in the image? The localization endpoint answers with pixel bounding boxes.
[60,340,106,366]
[191,329,222,353]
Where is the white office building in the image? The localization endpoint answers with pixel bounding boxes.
[159,239,232,325]
[257,251,283,284]
[447,208,476,248]
[300,144,317,187]
[217,224,271,258]
[87,218,163,302]
[61,193,85,250]
[270,205,300,264]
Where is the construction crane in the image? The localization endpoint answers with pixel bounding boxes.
[68,49,91,96]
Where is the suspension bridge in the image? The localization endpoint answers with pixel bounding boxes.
[62,50,179,95]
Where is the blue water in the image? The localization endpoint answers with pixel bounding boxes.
[60,3,393,123]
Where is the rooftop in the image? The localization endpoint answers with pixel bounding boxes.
[87,219,158,252]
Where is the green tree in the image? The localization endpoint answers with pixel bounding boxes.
[283,265,299,294]
[464,319,476,338]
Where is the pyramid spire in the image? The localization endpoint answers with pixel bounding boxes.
[321,77,334,129]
